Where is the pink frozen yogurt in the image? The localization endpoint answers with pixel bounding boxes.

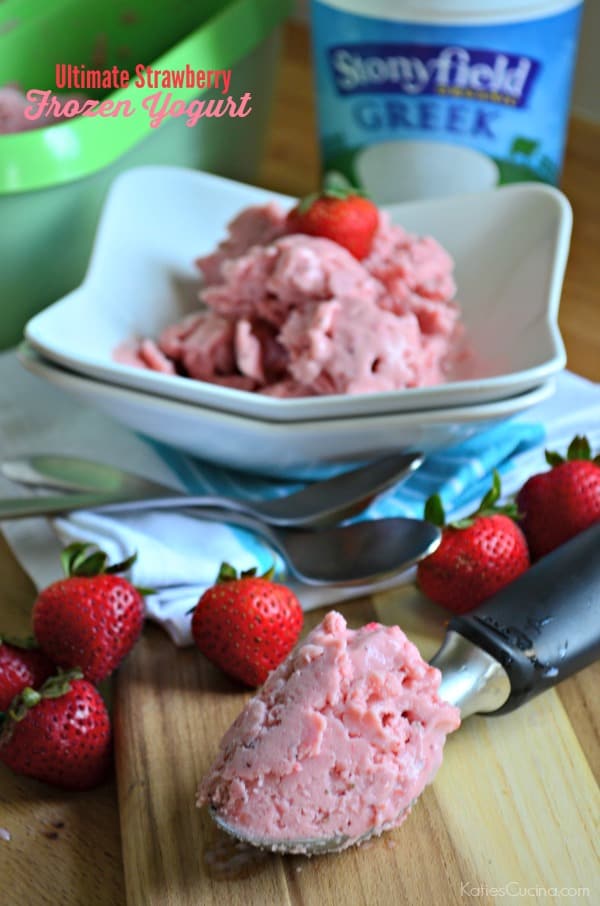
[0,87,35,135]
[0,85,84,134]
[115,201,466,398]
[197,611,460,853]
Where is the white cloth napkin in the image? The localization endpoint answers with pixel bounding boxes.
[1,350,599,645]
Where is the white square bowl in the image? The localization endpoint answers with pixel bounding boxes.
[19,343,555,477]
[24,167,571,423]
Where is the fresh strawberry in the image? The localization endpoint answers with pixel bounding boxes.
[191,563,303,687]
[286,171,379,260]
[33,543,145,684]
[517,435,600,560]
[417,472,530,614]
[0,636,55,712]
[0,669,111,790]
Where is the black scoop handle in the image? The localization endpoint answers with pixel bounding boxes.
[449,520,600,715]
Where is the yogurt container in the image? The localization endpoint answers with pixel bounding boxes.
[310,0,583,203]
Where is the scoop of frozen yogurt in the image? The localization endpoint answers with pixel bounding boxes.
[197,611,460,853]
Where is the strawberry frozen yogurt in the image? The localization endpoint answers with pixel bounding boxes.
[197,611,460,853]
[115,200,466,397]
[0,85,84,134]
[0,87,35,135]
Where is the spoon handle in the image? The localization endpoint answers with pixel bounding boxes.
[0,492,273,523]
[447,520,600,715]
[95,495,262,520]
[178,506,286,557]
[0,493,291,572]
[0,492,148,520]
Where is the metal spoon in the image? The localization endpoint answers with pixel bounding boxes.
[0,481,439,585]
[0,451,422,528]
[208,521,600,853]
[187,507,441,585]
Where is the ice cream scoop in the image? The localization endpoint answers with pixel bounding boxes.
[202,520,600,855]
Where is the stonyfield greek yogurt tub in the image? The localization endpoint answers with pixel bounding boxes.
[310,0,583,203]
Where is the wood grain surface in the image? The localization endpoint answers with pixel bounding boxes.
[1,21,599,906]
[114,590,599,906]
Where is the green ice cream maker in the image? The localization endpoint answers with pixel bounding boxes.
[0,0,291,349]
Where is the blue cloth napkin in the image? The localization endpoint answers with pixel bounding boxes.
[151,420,544,524]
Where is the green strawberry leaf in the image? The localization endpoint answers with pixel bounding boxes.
[546,435,596,467]
[451,517,476,529]
[0,634,38,650]
[567,435,591,460]
[216,561,241,583]
[71,544,98,574]
[260,565,276,581]
[60,541,92,577]
[424,494,446,527]
[477,501,519,520]
[477,470,501,512]
[38,668,83,702]
[323,170,355,194]
[213,561,277,586]
[323,188,350,199]
[61,542,112,578]
[240,567,259,579]
[8,686,42,721]
[295,172,370,214]
[105,551,138,575]
[296,192,319,215]
[21,687,42,707]
[214,562,275,584]
[447,471,519,527]
[323,170,351,189]
[72,550,109,577]
[61,543,139,578]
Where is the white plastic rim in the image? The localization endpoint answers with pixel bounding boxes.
[314,0,583,25]
[356,141,499,204]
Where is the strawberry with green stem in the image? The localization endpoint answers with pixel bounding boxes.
[286,171,379,261]
[0,668,112,790]
[517,435,600,560]
[417,472,530,614]
[191,563,303,687]
[33,543,146,684]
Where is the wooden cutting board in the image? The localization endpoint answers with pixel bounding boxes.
[113,587,600,906]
